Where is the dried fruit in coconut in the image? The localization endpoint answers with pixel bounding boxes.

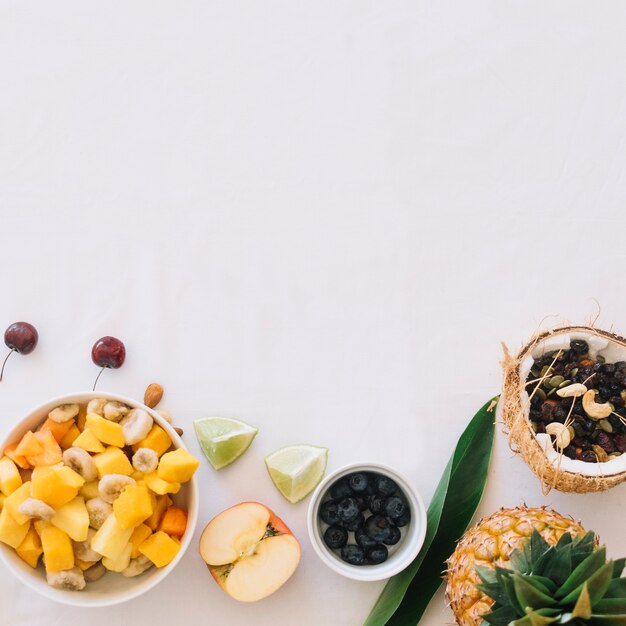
[501,325,626,493]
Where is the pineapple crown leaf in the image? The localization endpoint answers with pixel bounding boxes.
[479,530,626,625]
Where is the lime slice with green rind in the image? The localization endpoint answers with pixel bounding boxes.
[193,417,258,470]
[264,444,328,504]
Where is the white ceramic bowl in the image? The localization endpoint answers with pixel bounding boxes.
[307,462,427,581]
[0,391,199,607]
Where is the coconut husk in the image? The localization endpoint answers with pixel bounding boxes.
[501,324,626,494]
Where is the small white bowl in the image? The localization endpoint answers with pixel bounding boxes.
[307,462,427,581]
[0,391,199,607]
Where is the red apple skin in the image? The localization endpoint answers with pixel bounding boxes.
[201,501,300,601]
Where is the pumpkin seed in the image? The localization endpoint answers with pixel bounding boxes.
[558,379,572,388]
[543,378,553,389]
[549,375,565,388]
[535,388,547,401]
[540,365,551,377]
[596,354,606,363]
[530,421,538,432]
[599,419,613,433]
[547,388,556,397]
[570,367,579,376]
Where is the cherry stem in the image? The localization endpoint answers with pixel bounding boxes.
[0,349,15,383]
[92,366,107,391]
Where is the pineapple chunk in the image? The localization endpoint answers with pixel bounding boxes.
[86,414,125,447]
[145,494,172,531]
[59,424,81,449]
[93,446,132,478]
[40,526,74,572]
[132,425,172,457]
[90,513,134,560]
[0,493,6,511]
[0,507,30,548]
[33,519,51,536]
[0,456,23,496]
[139,531,180,567]
[102,542,132,572]
[3,481,32,525]
[78,480,100,500]
[16,526,42,568]
[113,485,153,529]
[51,496,89,542]
[72,428,106,454]
[156,448,199,483]
[143,472,180,496]
[129,523,152,558]
[31,465,85,509]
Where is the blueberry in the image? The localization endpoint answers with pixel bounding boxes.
[355,528,378,549]
[383,524,401,545]
[337,497,360,522]
[384,496,408,521]
[394,508,411,527]
[320,500,341,525]
[374,475,398,497]
[340,513,364,532]
[330,479,353,500]
[367,494,385,514]
[341,544,365,566]
[323,525,348,549]
[366,544,388,565]
[348,472,370,493]
[355,495,368,511]
[570,339,588,354]
[364,514,392,542]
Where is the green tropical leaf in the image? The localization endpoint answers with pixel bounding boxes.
[561,562,614,607]
[556,547,607,599]
[363,397,497,626]
[606,578,626,598]
[543,544,573,586]
[594,598,626,614]
[513,572,557,610]
[612,559,625,579]
[510,610,558,626]
[481,605,520,626]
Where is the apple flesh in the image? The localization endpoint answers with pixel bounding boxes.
[199,502,300,602]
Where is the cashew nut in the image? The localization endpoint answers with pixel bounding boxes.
[556,383,587,398]
[545,422,572,450]
[582,390,612,420]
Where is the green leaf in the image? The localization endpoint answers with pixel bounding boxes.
[587,616,626,625]
[510,611,558,626]
[571,583,592,619]
[363,397,497,626]
[556,547,607,599]
[481,605,520,625]
[513,572,557,610]
[543,544,573,586]
[612,559,625,579]
[595,598,626,614]
[561,562,615,606]
[606,578,626,599]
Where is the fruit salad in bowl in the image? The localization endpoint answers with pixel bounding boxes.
[0,391,199,607]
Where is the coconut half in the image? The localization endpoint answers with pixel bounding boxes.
[502,325,626,493]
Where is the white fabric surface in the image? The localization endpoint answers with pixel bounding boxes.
[1,1,626,624]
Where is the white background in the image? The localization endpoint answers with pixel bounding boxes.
[1,1,625,624]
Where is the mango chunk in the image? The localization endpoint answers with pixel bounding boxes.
[157,448,199,483]
[16,526,42,568]
[31,465,84,509]
[0,493,6,510]
[40,526,74,572]
[78,480,100,500]
[3,443,30,470]
[0,506,30,548]
[38,418,75,444]
[59,424,81,450]
[113,485,153,529]
[90,513,133,560]
[51,496,89,542]
[24,430,63,467]
[145,494,172,531]
[86,413,125,447]
[75,557,95,571]
[14,431,43,458]
[3,481,32,525]
[33,519,51,537]
[132,425,172,457]
[158,505,187,539]
[143,472,180,496]
[72,428,106,454]
[93,446,132,478]
[138,531,180,567]
[102,542,132,572]
[0,456,23,496]
[129,523,152,558]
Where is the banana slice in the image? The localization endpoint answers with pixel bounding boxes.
[63,447,98,482]
[46,567,86,591]
[18,498,55,521]
[98,474,136,503]
[121,555,153,577]
[86,497,113,529]
[103,401,130,422]
[132,448,158,474]
[87,398,107,417]
[48,404,80,424]
[73,529,102,562]
[120,409,153,445]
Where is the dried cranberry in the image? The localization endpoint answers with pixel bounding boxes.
[596,431,616,453]
[615,435,626,453]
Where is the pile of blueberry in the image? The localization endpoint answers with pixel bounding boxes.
[319,471,410,566]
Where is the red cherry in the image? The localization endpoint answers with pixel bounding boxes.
[91,336,125,390]
[1,321,39,382]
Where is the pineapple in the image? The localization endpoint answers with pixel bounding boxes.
[446,506,625,625]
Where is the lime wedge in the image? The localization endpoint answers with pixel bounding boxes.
[264,444,328,504]
[193,417,258,470]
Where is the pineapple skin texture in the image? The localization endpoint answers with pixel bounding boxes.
[445,507,587,626]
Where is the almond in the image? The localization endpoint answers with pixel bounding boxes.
[144,383,164,409]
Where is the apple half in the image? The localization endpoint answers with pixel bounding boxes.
[199,501,301,602]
